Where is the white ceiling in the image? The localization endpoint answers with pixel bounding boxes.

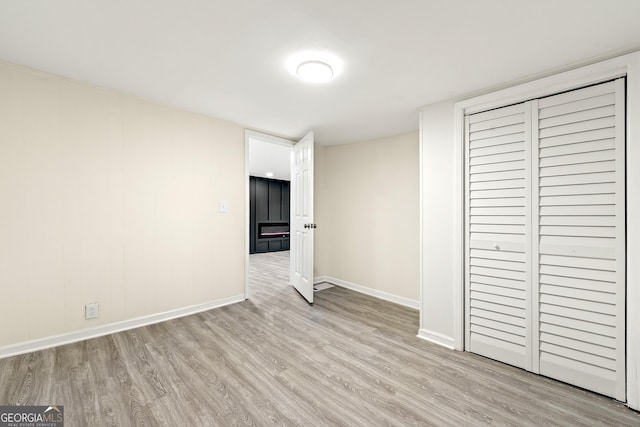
[249,138,292,181]
[1,1,639,145]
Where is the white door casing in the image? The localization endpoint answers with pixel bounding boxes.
[290,132,314,304]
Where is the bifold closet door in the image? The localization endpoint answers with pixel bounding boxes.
[465,79,626,401]
[534,79,626,400]
[465,103,532,370]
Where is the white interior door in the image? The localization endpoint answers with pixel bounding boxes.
[290,132,314,304]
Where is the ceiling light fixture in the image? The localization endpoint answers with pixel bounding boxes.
[296,60,333,83]
[286,51,343,83]
[265,172,274,178]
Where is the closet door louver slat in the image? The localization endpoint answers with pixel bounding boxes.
[465,103,531,370]
[536,80,625,400]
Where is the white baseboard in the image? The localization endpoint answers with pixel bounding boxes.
[417,328,455,350]
[0,294,246,359]
[315,276,420,310]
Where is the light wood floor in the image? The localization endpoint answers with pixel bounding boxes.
[1,250,638,426]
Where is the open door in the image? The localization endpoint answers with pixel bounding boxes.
[290,132,315,304]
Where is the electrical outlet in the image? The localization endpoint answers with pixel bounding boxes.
[85,303,99,320]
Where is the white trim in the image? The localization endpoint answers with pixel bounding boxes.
[449,51,640,409]
[452,105,465,351]
[458,56,631,115]
[245,129,295,147]
[244,129,295,300]
[418,112,424,341]
[461,113,470,352]
[244,134,250,299]
[417,329,455,350]
[317,276,420,310]
[0,294,245,359]
[625,54,640,411]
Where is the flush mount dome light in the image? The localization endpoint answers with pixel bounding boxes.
[296,60,333,83]
[286,51,342,83]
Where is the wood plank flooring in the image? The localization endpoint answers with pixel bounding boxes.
[1,250,638,426]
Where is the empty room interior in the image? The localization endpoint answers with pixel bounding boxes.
[1,1,640,425]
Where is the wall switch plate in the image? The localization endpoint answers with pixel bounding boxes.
[218,199,229,213]
[85,303,99,320]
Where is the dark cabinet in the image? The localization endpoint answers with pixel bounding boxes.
[249,176,290,254]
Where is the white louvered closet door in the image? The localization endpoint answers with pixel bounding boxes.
[465,79,626,401]
[534,79,626,400]
[465,103,532,370]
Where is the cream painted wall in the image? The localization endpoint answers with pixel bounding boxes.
[418,101,456,346]
[318,132,420,303]
[0,61,245,348]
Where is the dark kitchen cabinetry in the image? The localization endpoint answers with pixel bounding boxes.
[249,176,290,254]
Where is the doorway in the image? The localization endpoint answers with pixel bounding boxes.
[244,130,294,299]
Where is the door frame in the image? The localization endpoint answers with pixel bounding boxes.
[244,130,294,299]
[450,51,640,408]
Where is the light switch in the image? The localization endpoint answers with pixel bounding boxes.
[218,199,229,213]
